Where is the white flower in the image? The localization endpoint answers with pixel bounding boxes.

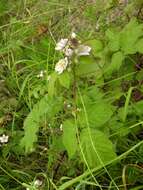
[34,179,43,187]
[64,47,73,57]
[71,32,76,38]
[55,39,68,51]
[75,45,91,56]
[0,134,9,143]
[55,57,68,74]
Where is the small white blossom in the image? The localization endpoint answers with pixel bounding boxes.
[37,70,46,78]
[75,45,91,56]
[55,57,68,74]
[64,47,73,57]
[0,134,9,144]
[96,22,100,30]
[34,179,43,187]
[55,38,68,51]
[60,124,63,131]
[67,104,71,108]
[71,32,76,38]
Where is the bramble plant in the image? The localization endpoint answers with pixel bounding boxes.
[20,15,143,172]
[20,16,143,189]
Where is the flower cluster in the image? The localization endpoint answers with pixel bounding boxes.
[0,134,9,146]
[55,32,91,74]
[37,70,46,78]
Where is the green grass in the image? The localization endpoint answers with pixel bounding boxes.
[1,0,143,190]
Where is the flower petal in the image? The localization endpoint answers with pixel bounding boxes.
[64,48,73,57]
[75,45,91,56]
[55,57,68,74]
[55,39,68,51]
[71,32,76,38]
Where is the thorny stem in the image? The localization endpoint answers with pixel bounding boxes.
[72,57,78,117]
[53,58,78,179]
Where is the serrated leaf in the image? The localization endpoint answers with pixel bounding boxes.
[88,102,113,127]
[106,29,120,52]
[120,18,143,54]
[20,96,62,153]
[133,100,143,115]
[77,57,102,76]
[79,101,113,128]
[80,128,117,168]
[106,51,124,74]
[86,39,103,55]
[88,86,104,101]
[62,120,78,158]
[58,71,71,89]
[136,38,143,54]
[48,72,58,97]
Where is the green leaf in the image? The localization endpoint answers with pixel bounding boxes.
[79,100,113,128]
[58,71,71,89]
[77,57,102,77]
[120,18,143,54]
[136,38,143,54]
[86,39,103,55]
[52,135,65,152]
[62,120,78,158]
[133,100,143,116]
[80,128,117,168]
[0,0,8,15]
[87,86,104,101]
[48,72,58,97]
[20,96,62,153]
[88,101,113,127]
[105,29,120,52]
[106,51,124,74]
